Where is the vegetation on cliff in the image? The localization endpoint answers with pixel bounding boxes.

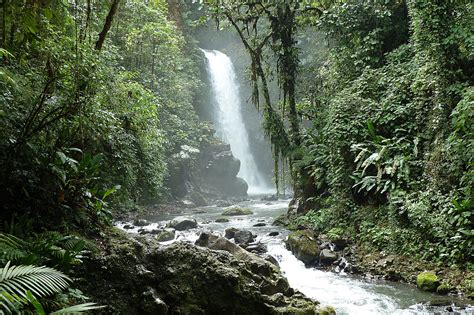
[206,0,473,271]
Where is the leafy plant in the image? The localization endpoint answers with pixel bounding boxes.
[0,261,102,314]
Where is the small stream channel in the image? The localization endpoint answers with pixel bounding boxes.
[117,199,473,315]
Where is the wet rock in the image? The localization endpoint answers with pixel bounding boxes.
[417,272,440,292]
[167,218,197,231]
[133,219,149,227]
[320,249,338,265]
[253,222,266,227]
[123,224,134,229]
[273,214,289,226]
[155,229,175,242]
[222,207,253,216]
[225,227,239,239]
[138,228,149,235]
[150,229,162,235]
[215,218,229,223]
[286,230,320,266]
[234,230,254,245]
[245,242,267,254]
[262,254,280,267]
[268,231,280,237]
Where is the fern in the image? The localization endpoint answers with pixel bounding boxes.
[0,261,70,313]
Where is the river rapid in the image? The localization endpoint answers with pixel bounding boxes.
[117,199,473,315]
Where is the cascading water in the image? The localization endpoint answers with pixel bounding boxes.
[202,49,272,195]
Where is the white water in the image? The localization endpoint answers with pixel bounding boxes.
[202,49,273,195]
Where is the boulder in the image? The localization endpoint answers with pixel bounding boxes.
[234,230,254,245]
[123,224,134,230]
[245,242,267,254]
[155,229,175,242]
[319,249,338,265]
[167,218,197,231]
[253,222,266,227]
[222,207,253,216]
[268,231,280,237]
[133,219,149,227]
[417,272,440,292]
[225,227,239,239]
[78,229,330,315]
[215,218,229,223]
[273,214,289,226]
[286,230,320,266]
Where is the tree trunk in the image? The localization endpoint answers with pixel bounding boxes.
[95,0,120,51]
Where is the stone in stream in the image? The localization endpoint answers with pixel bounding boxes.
[319,249,338,265]
[286,230,320,266]
[167,218,197,231]
[222,207,253,216]
[234,230,254,245]
[225,227,239,239]
[215,218,229,223]
[155,229,175,242]
[245,242,267,254]
[253,222,266,227]
[416,272,440,292]
[268,231,280,237]
[133,219,149,227]
[123,224,134,229]
[273,214,289,226]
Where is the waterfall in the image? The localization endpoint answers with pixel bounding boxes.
[202,49,272,195]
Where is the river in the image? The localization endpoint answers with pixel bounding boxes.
[117,198,473,315]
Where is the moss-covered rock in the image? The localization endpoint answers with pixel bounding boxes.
[78,229,331,314]
[222,207,253,216]
[436,284,450,295]
[286,230,320,266]
[155,229,175,242]
[417,272,440,292]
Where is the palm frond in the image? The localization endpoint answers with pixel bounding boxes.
[0,261,71,301]
[51,302,105,314]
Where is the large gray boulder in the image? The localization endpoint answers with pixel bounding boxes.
[234,230,254,245]
[320,249,338,265]
[167,218,197,231]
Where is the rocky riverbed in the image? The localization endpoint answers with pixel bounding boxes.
[82,198,473,314]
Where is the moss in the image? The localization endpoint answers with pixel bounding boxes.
[319,305,337,315]
[222,207,253,216]
[416,272,440,292]
[286,230,320,266]
[436,284,450,294]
